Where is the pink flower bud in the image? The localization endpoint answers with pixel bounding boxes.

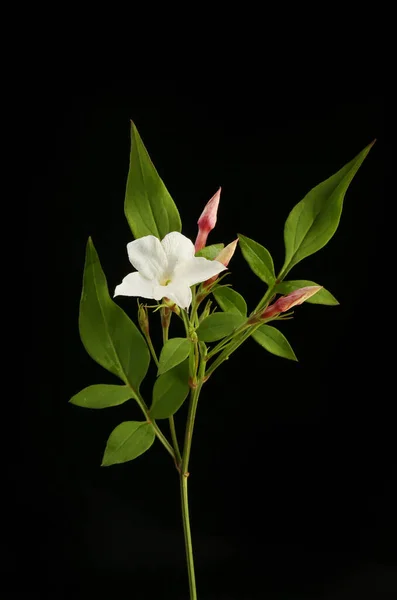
[194,187,221,252]
[262,286,322,318]
[204,239,238,287]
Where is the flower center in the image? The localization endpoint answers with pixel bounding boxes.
[160,277,172,286]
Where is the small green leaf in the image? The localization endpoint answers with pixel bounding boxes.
[150,360,190,419]
[238,234,275,285]
[252,324,297,361]
[124,122,182,239]
[275,280,339,306]
[158,338,192,375]
[195,243,224,259]
[102,421,155,466]
[282,141,375,274]
[79,238,150,393]
[197,312,246,342]
[70,384,135,409]
[213,286,247,316]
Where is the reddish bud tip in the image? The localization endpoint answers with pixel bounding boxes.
[194,188,221,252]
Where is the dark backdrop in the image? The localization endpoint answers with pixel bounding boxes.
[23,86,393,598]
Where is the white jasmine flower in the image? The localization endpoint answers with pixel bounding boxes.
[114,232,227,310]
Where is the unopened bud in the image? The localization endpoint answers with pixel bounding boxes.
[199,299,212,322]
[262,286,322,319]
[138,303,149,334]
[203,238,238,287]
[194,187,221,252]
[214,239,238,268]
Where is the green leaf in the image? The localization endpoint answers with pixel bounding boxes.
[124,121,182,239]
[102,421,155,466]
[158,338,192,375]
[79,238,150,393]
[150,360,190,419]
[213,286,247,316]
[252,324,297,361]
[195,243,224,259]
[238,234,275,285]
[282,141,375,273]
[275,280,339,306]
[197,312,245,342]
[70,384,135,409]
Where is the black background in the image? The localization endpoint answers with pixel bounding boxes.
[22,86,393,598]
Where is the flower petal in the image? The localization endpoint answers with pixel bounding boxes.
[162,281,192,310]
[127,235,167,280]
[161,232,195,273]
[114,272,155,300]
[175,256,227,287]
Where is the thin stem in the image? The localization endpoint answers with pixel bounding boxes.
[189,285,199,328]
[180,381,202,599]
[178,322,205,599]
[161,307,183,466]
[145,334,159,368]
[180,473,197,600]
[206,321,251,360]
[181,309,191,337]
[205,323,262,379]
[133,390,176,461]
[181,382,202,475]
[170,416,182,466]
[252,275,282,315]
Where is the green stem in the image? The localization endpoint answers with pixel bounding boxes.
[252,275,282,314]
[145,333,159,368]
[170,417,182,466]
[180,473,197,599]
[206,321,251,360]
[205,323,263,379]
[161,307,182,467]
[133,390,176,461]
[180,381,202,599]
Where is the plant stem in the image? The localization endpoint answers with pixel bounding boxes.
[133,390,176,461]
[161,307,183,466]
[180,380,202,599]
[145,334,160,368]
[206,321,251,360]
[169,417,182,466]
[180,472,197,600]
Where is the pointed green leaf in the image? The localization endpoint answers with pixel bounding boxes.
[197,312,246,342]
[158,338,192,375]
[124,121,182,239]
[252,324,297,361]
[70,384,135,409]
[275,280,339,306]
[150,360,190,419]
[79,238,150,393]
[282,141,375,273]
[213,286,247,316]
[238,234,275,285]
[102,421,155,466]
[195,243,224,260]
